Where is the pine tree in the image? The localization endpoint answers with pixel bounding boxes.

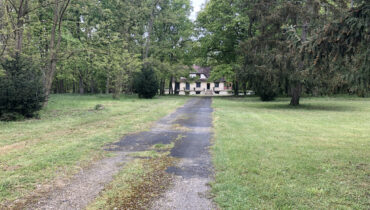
[134,66,159,99]
[0,54,45,121]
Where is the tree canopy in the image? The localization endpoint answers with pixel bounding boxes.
[0,0,193,100]
[0,0,368,106]
[195,0,369,104]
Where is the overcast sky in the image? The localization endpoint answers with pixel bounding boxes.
[190,0,207,21]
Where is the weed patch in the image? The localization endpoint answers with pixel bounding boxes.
[87,156,176,210]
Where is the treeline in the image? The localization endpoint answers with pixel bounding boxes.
[0,0,193,99]
[195,0,369,105]
[0,0,369,113]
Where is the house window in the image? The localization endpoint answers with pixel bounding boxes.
[186,83,190,90]
[196,82,201,88]
[215,82,219,88]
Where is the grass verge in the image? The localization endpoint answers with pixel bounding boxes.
[0,94,187,207]
[212,96,369,209]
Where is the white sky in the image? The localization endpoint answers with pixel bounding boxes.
[190,0,207,21]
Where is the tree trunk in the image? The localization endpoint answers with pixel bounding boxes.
[14,0,28,53]
[233,80,239,96]
[90,79,95,94]
[285,78,289,95]
[79,75,84,94]
[59,79,65,93]
[143,0,160,61]
[15,16,23,52]
[105,76,110,94]
[44,0,71,105]
[162,80,165,95]
[290,82,302,106]
[113,82,122,99]
[248,16,254,37]
[113,71,124,99]
[160,79,165,95]
[55,78,59,93]
[289,20,308,106]
[44,7,55,96]
[243,82,247,96]
[168,76,173,95]
[73,80,76,93]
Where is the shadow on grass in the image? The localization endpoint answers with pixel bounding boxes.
[249,103,358,112]
[218,97,359,112]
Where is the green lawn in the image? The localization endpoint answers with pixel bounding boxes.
[0,94,187,207]
[212,96,370,209]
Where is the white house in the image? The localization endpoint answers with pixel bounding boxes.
[171,65,232,96]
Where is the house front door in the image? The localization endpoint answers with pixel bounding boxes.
[207,83,210,90]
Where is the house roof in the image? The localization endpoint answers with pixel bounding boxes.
[172,65,227,83]
[192,65,211,78]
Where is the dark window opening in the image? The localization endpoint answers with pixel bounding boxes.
[196,91,201,94]
[196,82,201,88]
[207,83,210,89]
[215,82,219,88]
[186,82,190,90]
[175,82,180,94]
[215,91,220,94]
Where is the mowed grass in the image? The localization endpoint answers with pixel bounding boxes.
[0,94,187,206]
[212,96,370,209]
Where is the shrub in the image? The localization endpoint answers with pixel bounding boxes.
[258,90,277,101]
[0,54,46,120]
[249,69,279,101]
[133,66,158,99]
[0,112,24,121]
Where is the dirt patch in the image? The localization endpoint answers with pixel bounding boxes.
[0,141,27,156]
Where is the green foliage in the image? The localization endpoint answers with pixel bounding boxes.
[0,0,193,97]
[0,69,4,77]
[209,64,235,82]
[0,112,25,122]
[134,66,159,99]
[301,3,370,97]
[197,0,368,103]
[251,68,279,101]
[0,54,45,120]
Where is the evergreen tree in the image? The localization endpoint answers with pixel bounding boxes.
[301,3,370,97]
[197,0,368,104]
[0,54,45,121]
[134,66,159,99]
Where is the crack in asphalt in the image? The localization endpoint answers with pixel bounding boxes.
[151,97,215,210]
